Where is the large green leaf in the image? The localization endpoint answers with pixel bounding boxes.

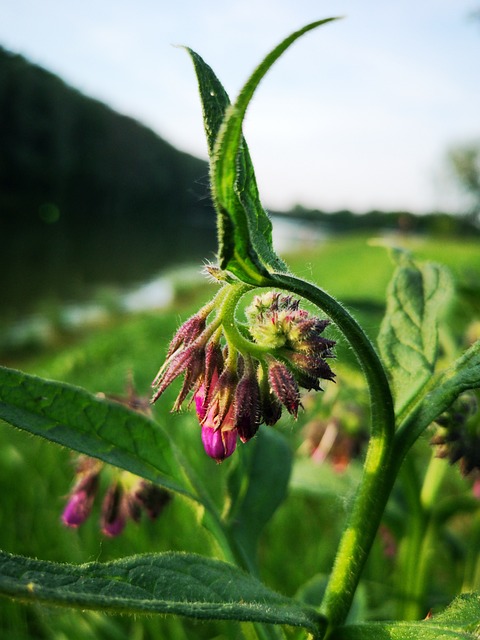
[226,427,292,560]
[329,592,480,639]
[0,550,326,634]
[378,255,453,414]
[188,18,338,283]
[0,366,196,501]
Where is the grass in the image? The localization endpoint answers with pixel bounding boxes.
[1,231,479,638]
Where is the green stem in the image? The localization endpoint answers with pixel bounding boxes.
[396,454,447,620]
[267,273,395,631]
[395,457,425,620]
[462,509,480,592]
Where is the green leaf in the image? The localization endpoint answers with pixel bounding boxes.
[378,256,453,413]
[187,47,283,283]
[188,18,339,283]
[226,427,292,560]
[397,339,480,449]
[0,366,196,501]
[290,457,362,500]
[329,592,480,639]
[0,550,326,635]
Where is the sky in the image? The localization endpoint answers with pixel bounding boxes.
[0,0,479,213]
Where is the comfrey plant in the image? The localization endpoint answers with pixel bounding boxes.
[152,289,335,461]
[1,19,480,640]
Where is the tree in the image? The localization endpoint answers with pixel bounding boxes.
[448,141,480,223]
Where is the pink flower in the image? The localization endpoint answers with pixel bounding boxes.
[201,423,237,462]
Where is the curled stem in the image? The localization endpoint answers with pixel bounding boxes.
[267,272,395,631]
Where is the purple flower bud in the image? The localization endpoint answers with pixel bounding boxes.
[194,383,208,420]
[152,344,204,404]
[201,369,237,429]
[134,481,171,520]
[201,424,237,462]
[234,367,261,443]
[288,351,336,384]
[260,386,283,426]
[204,341,224,390]
[101,483,127,537]
[268,360,300,418]
[62,469,99,528]
[166,309,209,358]
[192,342,223,419]
[173,345,206,410]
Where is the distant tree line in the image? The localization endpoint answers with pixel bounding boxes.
[274,205,479,237]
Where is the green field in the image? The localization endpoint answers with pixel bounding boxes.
[1,232,479,639]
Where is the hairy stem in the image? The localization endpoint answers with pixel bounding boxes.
[396,454,447,620]
[268,273,395,631]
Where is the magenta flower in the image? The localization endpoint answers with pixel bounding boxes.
[62,380,171,535]
[201,422,237,462]
[62,458,101,528]
[62,476,99,527]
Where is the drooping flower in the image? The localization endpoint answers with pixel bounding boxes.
[431,392,480,476]
[62,457,102,527]
[152,288,336,462]
[62,378,171,535]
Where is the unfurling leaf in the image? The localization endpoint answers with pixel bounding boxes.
[187,19,339,284]
[378,255,453,413]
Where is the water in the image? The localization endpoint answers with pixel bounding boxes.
[1,216,327,352]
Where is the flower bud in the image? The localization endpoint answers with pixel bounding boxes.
[101,483,127,537]
[166,309,210,358]
[152,343,205,404]
[62,473,99,528]
[234,366,261,443]
[201,369,237,429]
[288,351,335,384]
[268,359,300,418]
[62,459,101,528]
[134,481,171,520]
[201,423,237,462]
[431,393,480,476]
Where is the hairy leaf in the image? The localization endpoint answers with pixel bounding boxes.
[188,19,339,283]
[227,427,292,559]
[0,550,326,634]
[378,256,453,413]
[0,366,196,501]
[330,592,480,639]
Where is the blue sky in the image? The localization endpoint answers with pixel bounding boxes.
[1,1,479,213]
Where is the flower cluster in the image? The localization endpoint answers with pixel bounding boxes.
[431,392,480,476]
[62,379,171,536]
[62,456,171,536]
[152,289,335,462]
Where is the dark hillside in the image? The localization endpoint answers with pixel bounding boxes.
[0,47,215,315]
